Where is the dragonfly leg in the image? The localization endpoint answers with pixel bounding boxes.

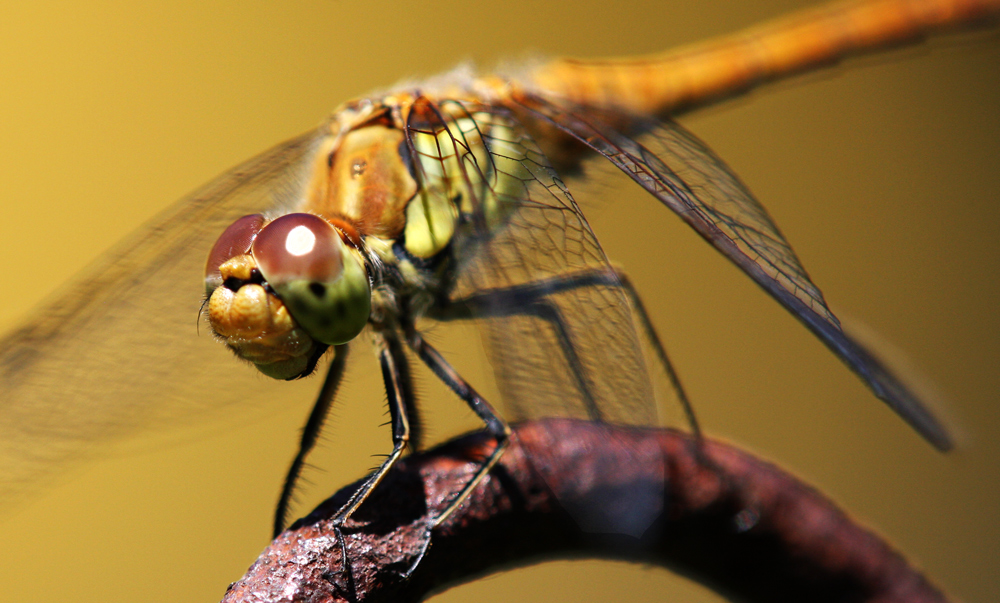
[296,332,417,594]
[435,286,606,420]
[326,332,415,528]
[439,265,701,437]
[274,344,350,537]
[404,327,510,530]
[611,268,702,441]
[387,332,423,453]
[520,299,604,421]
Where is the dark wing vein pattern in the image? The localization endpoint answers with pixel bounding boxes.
[510,92,951,450]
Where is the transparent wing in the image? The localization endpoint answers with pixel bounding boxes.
[406,98,659,428]
[406,98,670,538]
[510,92,952,451]
[0,127,327,508]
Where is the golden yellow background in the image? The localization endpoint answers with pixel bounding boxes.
[0,1,997,602]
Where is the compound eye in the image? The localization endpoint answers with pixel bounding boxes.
[252,213,370,346]
[251,213,344,286]
[205,213,265,291]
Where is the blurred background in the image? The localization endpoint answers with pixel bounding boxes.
[0,1,997,601]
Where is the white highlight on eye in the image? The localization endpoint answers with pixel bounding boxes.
[284,225,316,257]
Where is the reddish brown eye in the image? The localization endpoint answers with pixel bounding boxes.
[205,214,265,283]
[251,213,343,286]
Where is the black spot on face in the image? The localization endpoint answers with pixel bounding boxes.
[223,268,267,292]
[309,282,327,297]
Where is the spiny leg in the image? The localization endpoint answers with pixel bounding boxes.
[386,332,423,453]
[612,270,701,441]
[275,344,350,537]
[332,525,357,602]
[404,326,510,529]
[317,332,416,595]
[328,331,414,526]
[438,265,701,437]
[435,281,618,421]
[520,299,604,421]
[435,268,713,537]
[433,285,606,421]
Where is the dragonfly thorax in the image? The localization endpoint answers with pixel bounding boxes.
[204,96,524,381]
[201,99,475,380]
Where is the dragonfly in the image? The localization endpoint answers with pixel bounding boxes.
[1,0,981,546]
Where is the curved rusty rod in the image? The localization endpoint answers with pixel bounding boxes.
[221,419,949,603]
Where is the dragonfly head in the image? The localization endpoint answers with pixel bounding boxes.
[205,212,371,379]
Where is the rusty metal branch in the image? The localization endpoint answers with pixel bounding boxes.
[221,419,948,603]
